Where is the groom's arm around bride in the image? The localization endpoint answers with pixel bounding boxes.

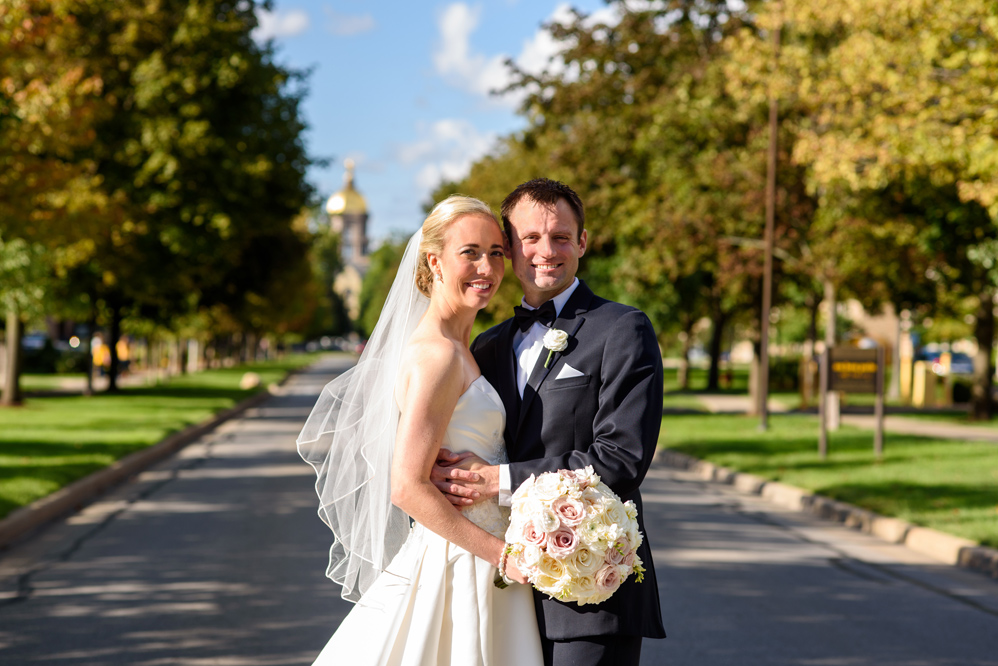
[437,178,666,666]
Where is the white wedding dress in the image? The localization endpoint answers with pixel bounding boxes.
[311,376,544,666]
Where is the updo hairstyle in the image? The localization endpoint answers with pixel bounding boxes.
[415,195,501,297]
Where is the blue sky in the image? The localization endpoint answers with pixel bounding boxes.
[253,1,610,241]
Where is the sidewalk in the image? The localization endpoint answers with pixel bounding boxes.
[695,393,792,415]
[20,368,169,395]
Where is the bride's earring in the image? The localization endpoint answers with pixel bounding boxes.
[435,272,443,282]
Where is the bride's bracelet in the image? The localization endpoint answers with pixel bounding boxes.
[497,543,515,586]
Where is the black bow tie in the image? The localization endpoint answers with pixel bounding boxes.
[513,301,557,332]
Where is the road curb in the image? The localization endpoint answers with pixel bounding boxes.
[0,376,292,551]
[656,449,998,580]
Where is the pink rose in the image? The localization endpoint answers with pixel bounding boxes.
[623,550,636,568]
[522,521,547,547]
[604,536,629,565]
[552,496,585,527]
[546,526,579,558]
[594,563,621,594]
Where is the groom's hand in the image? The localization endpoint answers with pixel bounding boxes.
[432,449,499,507]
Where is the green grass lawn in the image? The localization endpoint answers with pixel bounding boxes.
[658,413,998,548]
[0,354,320,520]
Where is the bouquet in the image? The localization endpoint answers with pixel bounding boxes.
[502,465,645,605]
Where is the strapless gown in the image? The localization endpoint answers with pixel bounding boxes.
[311,376,544,666]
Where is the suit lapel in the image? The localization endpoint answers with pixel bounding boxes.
[515,282,594,437]
[496,319,521,446]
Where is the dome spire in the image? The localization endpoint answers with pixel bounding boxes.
[326,158,368,216]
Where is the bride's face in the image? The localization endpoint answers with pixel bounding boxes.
[429,214,506,311]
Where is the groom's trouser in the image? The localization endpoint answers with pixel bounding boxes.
[543,635,642,666]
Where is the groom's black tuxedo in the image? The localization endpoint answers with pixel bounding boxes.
[471,280,666,642]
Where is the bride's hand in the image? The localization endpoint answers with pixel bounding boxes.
[432,449,501,507]
[432,448,482,506]
[504,555,530,586]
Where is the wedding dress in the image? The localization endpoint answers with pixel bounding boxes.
[310,375,544,666]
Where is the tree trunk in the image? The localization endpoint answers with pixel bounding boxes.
[168,338,181,375]
[678,330,692,391]
[707,308,727,391]
[747,338,761,416]
[244,331,258,363]
[106,304,122,393]
[970,289,995,421]
[2,307,24,406]
[84,312,96,396]
[807,295,819,360]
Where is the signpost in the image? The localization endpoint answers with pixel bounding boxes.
[819,346,885,459]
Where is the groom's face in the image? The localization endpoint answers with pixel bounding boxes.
[507,197,587,308]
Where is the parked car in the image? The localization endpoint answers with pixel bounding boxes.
[918,350,975,377]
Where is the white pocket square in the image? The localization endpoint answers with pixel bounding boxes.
[555,364,585,379]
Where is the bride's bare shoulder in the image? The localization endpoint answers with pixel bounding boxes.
[397,333,464,400]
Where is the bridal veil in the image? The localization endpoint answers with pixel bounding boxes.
[297,229,428,602]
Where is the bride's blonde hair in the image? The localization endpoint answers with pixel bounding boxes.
[415,195,502,297]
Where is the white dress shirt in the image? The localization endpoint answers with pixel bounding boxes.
[498,278,580,506]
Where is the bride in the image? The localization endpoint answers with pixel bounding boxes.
[297,196,544,665]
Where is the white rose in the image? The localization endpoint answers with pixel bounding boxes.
[595,482,619,501]
[542,328,569,352]
[581,487,603,508]
[521,544,544,568]
[533,573,562,596]
[606,500,630,529]
[627,524,642,550]
[624,500,638,520]
[559,551,583,579]
[537,553,565,576]
[573,546,604,576]
[512,474,536,501]
[517,497,544,518]
[532,472,564,502]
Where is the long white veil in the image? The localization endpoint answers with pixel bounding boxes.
[297,229,429,602]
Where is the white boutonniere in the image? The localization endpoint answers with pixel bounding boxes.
[542,328,569,368]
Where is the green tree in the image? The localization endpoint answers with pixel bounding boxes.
[732,0,998,417]
[357,235,409,338]
[0,0,105,404]
[0,237,49,404]
[66,0,314,388]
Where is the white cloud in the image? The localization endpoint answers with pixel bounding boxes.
[252,8,310,41]
[432,2,627,105]
[433,4,511,100]
[394,119,497,191]
[324,8,375,36]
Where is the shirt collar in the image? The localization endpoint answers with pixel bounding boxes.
[519,278,580,318]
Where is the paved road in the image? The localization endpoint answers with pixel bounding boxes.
[1,355,996,665]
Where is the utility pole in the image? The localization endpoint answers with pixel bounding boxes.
[758,6,781,430]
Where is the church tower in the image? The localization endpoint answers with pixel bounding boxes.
[325,159,370,321]
[326,158,369,261]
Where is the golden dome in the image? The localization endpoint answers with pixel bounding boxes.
[326,159,368,216]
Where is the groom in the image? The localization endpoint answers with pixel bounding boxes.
[436,178,666,666]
